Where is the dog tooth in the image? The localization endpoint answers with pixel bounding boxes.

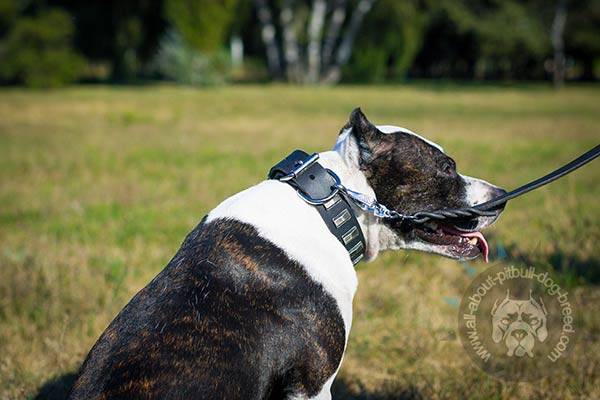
[468,237,478,245]
[424,222,438,230]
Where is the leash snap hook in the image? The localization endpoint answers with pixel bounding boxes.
[335,183,407,220]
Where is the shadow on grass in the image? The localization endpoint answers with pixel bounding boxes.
[33,372,77,400]
[332,376,423,400]
[33,372,424,400]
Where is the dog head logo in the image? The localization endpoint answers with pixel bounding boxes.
[491,289,548,358]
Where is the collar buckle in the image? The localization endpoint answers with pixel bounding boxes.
[279,153,320,182]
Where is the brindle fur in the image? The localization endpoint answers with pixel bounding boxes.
[69,218,345,400]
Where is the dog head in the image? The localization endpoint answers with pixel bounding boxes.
[334,108,506,261]
[491,290,548,357]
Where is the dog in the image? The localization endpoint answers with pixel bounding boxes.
[491,289,548,358]
[69,108,506,399]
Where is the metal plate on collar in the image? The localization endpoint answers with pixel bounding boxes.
[333,209,351,228]
[342,226,359,245]
[324,197,341,210]
[349,242,364,265]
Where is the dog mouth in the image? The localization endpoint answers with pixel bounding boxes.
[413,222,489,262]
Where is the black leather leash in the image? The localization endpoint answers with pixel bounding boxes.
[269,150,366,265]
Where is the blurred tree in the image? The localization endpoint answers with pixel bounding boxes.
[254,0,282,78]
[551,0,567,87]
[321,0,376,83]
[165,0,238,52]
[1,0,598,85]
[410,6,475,79]
[68,0,166,82]
[342,0,427,82]
[565,0,600,81]
[0,0,18,37]
[253,0,376,83]
[154,30,230,85]
[0,8,85,87]
[153,0,239,85]
[115,14,143,80]
[426,0,549,80]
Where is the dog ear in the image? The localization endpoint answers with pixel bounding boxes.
[346,107,387,164]
[527,294,548,342]
[537,301,549,344]
[536,296,548,342]
[538,296,548,316]
[491,297,500,316]
[349,108,377,139]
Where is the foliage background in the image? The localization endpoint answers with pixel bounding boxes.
[0,0,599,86]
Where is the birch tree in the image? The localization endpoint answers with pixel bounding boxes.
[255,0,282,79]
[253,0,376,84]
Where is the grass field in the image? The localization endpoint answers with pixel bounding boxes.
[1,84,599,399]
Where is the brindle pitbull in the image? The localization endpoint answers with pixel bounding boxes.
[69,109,505,399]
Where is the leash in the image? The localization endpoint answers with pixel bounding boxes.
[268,145,598,263]
[339,144,600,225]
[272,144,599,224]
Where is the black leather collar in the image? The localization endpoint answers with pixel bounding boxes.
[269,150,366,265]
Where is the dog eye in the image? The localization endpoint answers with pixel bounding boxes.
[439,162,456,177]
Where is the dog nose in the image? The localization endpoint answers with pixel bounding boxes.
[511,329,527,341]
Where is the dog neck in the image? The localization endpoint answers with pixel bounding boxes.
[316,129,404,262]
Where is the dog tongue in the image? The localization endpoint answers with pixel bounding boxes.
[442,226,490,263]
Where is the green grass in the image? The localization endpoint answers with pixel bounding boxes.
[0,84,599,399]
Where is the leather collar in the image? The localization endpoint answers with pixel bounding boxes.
[269,150,366,265]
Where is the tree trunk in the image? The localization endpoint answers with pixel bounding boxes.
[551,0,567,88]
[256,0,376,84]
[280,0,302,82]
[321,0,347,69]
[322,0,376,84]
[254,0,282,79]
[306,0,327,83]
